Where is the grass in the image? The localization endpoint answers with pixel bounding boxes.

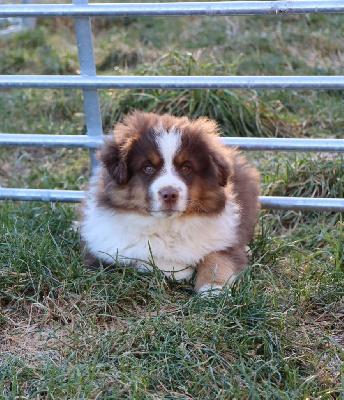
[1,10,344,400]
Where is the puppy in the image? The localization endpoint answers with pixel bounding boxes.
[80,111,260,293]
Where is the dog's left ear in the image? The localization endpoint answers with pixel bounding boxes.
[210,151,231,187]
[100,137,131,185]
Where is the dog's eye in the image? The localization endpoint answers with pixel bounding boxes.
[143,165,155,174]
[181,165,191,175]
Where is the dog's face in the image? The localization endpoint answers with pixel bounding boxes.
[99,112,232,217]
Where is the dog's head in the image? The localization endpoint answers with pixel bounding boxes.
[99,111,233,217]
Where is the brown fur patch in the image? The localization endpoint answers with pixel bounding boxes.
[195,247,248,291]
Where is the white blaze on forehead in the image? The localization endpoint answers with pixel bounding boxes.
[154,126,182,166]
[149,127,188,215]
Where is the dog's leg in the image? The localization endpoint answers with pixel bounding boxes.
[195,247,248,293]
[81,239,113,270]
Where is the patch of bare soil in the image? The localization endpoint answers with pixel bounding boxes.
[1,302,72,367]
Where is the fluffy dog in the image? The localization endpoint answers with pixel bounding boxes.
[80,111,260,293]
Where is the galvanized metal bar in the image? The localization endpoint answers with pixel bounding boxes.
[1,75,344,90]
[0,188,343,211]
[0,133,102,148]
[1,134,344,153]
[221,137,344,152]
[0,1,343,18]
[261,197,344,212]
[73,0,103,171]
[0,188,85,202]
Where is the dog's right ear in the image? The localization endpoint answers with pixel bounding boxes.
[100,137,131,185]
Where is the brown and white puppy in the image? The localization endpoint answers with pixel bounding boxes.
[80,111,260,294]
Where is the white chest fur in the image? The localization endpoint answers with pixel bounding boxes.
[81,193,239,281]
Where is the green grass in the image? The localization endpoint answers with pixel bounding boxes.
[1,202,343,398]
[1,11,344,400]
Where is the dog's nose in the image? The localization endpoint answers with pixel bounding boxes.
[159,188,179,203]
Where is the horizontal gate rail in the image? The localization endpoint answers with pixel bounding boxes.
[220,138,344,152]
[1,75,344,90]
[0,134,103,149]
[0,188,343,212]
[0,1,343,18]
[1,1,343,211]
[1,134,344,153]
[260,197,344,212]
[0,188,84,203]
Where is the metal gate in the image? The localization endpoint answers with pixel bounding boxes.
[0,1,344,211]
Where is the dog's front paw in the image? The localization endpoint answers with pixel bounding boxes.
[197,283,224,297]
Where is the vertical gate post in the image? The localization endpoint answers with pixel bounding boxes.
[73,0,102,172]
